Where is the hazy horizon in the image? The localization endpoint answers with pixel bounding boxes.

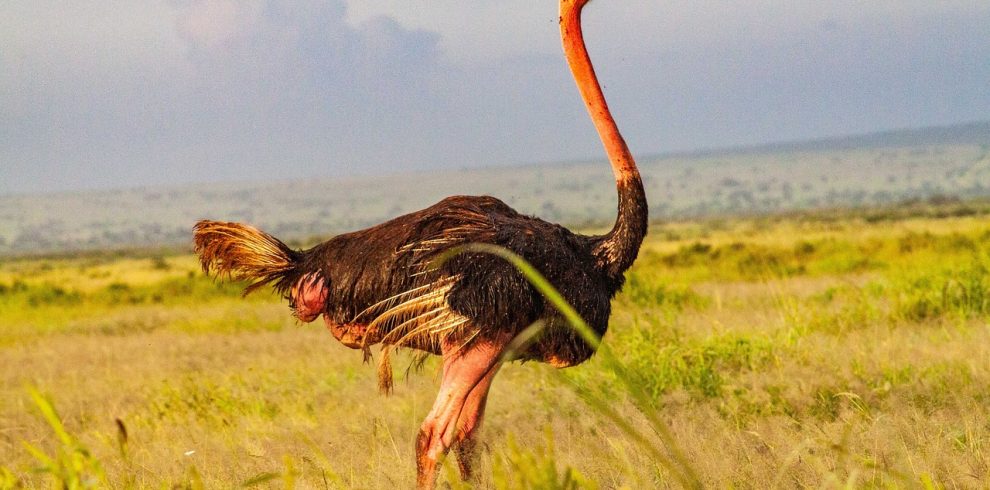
[1,118,987,199]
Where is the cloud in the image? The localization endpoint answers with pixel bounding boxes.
[175,0,261,51]
[173,0,441,101]
[0,0,451,193]
[1,1,988,195]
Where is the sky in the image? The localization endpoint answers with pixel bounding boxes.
[1,0,988,195]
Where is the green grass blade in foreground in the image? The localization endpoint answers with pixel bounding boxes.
[440,243,702,489]
[22,388,107,488]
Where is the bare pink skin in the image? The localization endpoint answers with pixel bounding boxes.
[292,272,504,487]
[322,317,369,349]
[290,273,328,322]
[291,273,373,348]
[416,335,508,489]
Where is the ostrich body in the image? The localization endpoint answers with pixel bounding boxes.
[193,0,646,487]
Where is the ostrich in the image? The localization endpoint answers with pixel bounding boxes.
[193,0,646,487]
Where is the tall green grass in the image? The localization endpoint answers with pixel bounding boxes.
[895,258,990,321]
[5,389,107,489]
[445,243,703,488]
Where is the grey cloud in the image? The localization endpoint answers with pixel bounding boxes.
[1,1,988,195]
[175,0,441,103]
[1,0,449,193]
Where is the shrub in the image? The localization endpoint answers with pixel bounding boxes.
[896,260,990,321]
[623,273,708,310]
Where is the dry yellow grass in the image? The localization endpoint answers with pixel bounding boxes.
[1,209,989,488]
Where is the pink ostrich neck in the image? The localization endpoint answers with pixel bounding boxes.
[560,0,648,277]
[560,0,641,185]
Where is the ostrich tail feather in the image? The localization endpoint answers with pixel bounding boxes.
[193,220,301,296]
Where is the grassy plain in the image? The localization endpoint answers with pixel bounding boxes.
[1,202,990,488]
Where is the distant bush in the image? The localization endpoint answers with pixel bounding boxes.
[660,241,810,279]
[623,273,708,310]
[610,326,777,399]
[641,335,776,398]
[660,242,712,268]
[896,260,990,321]
[1,273,249,309]
[149,256,170,271]
[0,280,27,296]
[898,231,976,254]
[25,284,82,307]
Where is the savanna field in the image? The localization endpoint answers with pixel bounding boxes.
[2,201,990,488]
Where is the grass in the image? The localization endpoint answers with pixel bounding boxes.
[1,203,990,487]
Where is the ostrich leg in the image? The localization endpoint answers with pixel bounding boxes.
[453,365,499,480]
[416,336,506,489]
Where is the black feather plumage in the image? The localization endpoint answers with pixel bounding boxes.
[194,181,646,369]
